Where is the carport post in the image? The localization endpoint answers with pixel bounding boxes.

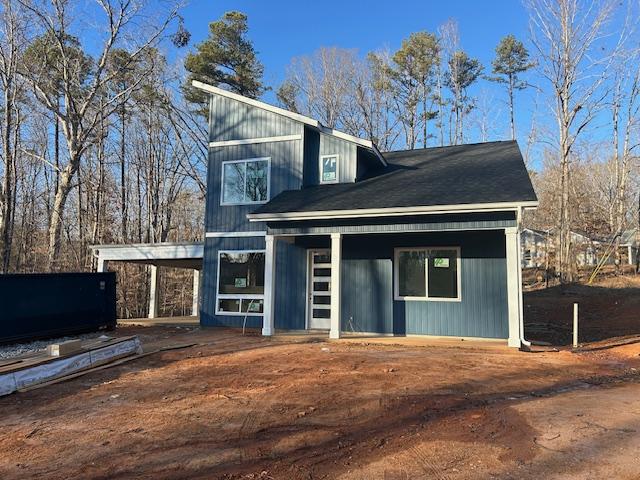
[148,265,159,319]
[97,256,109,273]
[262,235,277,336]
[330,233,342,339]
[191,269,200,316]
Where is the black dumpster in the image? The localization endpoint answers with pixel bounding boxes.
[0,272,117,344]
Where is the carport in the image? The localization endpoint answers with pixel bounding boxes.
[90,242,204,318]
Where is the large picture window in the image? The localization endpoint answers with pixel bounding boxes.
[216,250,265,315]
[394,247,461,301]
[221,158,270,205]
[319,154,338,183]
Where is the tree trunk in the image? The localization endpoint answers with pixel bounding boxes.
[48,155,79,271]
[0,85,14,273]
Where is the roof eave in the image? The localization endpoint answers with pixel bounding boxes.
[247,200,539,222]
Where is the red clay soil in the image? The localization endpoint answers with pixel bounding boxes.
[1,324,640,479]
[524,274,640,345]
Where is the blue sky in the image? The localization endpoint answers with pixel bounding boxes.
[181,1,539,157]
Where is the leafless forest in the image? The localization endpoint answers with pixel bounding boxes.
[0,0,638,317]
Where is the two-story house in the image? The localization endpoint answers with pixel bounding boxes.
[194,80,538,348]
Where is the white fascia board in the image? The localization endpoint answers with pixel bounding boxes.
[192,80,320,128]
[247,201,539,222]
[205,231,266,238]
[91,243,204,261]
[209,134,302,148]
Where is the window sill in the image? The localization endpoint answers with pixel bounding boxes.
[395,296,462,303]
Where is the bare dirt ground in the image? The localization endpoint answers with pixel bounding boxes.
[524,274,640,345]
[1,321,640,480]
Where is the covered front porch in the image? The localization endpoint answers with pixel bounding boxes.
[259,212,525,347]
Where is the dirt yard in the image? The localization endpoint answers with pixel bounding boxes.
[1,322,640,479]
[524,274,640,345]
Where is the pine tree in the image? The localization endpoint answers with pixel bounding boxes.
[489,35,534,140]
[183,11,264,115]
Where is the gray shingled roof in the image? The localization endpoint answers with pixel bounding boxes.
[252,140,537,216]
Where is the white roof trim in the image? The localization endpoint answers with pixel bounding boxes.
[247,201,539,222]
[191,80,386,166]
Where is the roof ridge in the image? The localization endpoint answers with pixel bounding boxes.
[382,140,516,155]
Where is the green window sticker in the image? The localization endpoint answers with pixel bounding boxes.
[433,257,450,268]
[234,277,247,288]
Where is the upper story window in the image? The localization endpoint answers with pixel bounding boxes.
[221,157,270,205]
[320,154,339,184]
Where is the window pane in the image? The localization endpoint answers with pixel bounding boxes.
[313,308,331,319]
[222,163,245,204]
[321,156,337,182]
[398,250,426,297]
[241,298,264,313]
[313,295,331,305]
[313,281,330,292]
[428,250,458,298]
[313,252,331,264]
[218,252,265,295]
[246,160,268,202]
[218,298,240,313]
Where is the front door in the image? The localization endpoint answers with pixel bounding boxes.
[307,250,332,330]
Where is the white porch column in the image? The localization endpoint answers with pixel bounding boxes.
[191,269,200,317]
[628,245,633,265]
[148,265,159,319]
[97,256,109,273]
[330,233,342,339]
[262,235,277,336]
[505,227,522,348]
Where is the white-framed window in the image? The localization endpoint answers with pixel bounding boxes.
[394,247,461,302]
[216,250,266,316]
[319,154,339,184]
[220,157,270,205]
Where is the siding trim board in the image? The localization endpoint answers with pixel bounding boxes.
[209,134,302,148]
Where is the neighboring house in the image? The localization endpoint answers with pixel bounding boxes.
[194,81,538,348]
[521,228,548,268]
[619,229,638,266]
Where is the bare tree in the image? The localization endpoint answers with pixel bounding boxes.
[528,0,623,282]
[16,0,180,270]
[0,0,26,272]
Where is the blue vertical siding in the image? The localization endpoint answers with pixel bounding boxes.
[209,95,301,141]
[274,241,307,330]
[341,231,508,339]
[342,258,394,333]
[318,133,357,182]
[206,138,304,233]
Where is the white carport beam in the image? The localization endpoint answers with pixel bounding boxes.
[192,269,200,316]
[330,233,342,339]
[148,265,159,319]
[262,235,277,336]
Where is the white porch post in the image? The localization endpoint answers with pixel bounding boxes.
[330,233,342,339]
[628,245,633,265]
[505,227,522,347]
[191,269,200,316]
[262,234,277,336]
[148,265,159,319]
